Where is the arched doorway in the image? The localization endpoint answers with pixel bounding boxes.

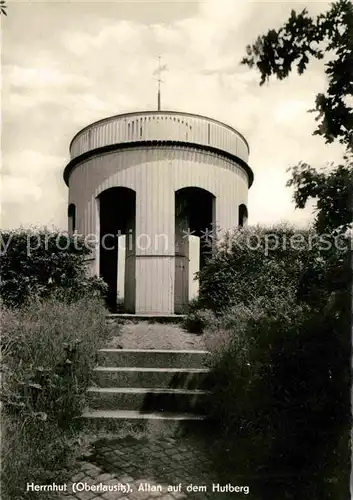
[238,203,248,227]
[174,187,215,313]
[68,203,76,235]
[98,187,136,312]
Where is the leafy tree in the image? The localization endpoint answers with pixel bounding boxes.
[242,0,352,302]
[287,157,352,234]
[242,0,353,149]
[238,3,352,494]
[283,155,352,307]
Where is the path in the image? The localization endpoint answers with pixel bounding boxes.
[106,322,206,351]
[62,430,253,500]
[61,323,254,500]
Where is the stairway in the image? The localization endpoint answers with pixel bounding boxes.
[82,348,212,433]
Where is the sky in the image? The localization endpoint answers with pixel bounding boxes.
[1,0,347,231]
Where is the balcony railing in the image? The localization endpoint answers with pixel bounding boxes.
[69,111,249,164]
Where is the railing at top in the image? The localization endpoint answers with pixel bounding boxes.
[69,111,250,164]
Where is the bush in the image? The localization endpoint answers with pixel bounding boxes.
[1,296,110,499]
[204,297,350,488]
[0,228,107,308]
[196,223,351,314]
[197,224,311,312]
[182,299,215,333]
[182,309,213,333]
[184,223,317,332]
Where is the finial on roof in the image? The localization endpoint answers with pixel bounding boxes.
[153,56,168,111]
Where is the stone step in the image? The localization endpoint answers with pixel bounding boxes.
[97,349,210,369]
[81,409,208,435]
[92,366,212,389]
[82,409,206,421]
[86,387,210,413]
[106,314,186,324]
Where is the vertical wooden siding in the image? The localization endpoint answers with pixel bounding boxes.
[69,112,249,166]
[68,146,248,313]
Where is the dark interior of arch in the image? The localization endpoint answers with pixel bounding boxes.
[238,203,248,227]
[175,187,215,313]
[99,187,136,312]
[68,203,76,234]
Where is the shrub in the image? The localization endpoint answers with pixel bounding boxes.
[197,224,311,312]
[195,223,351,314]
[184,224,316,332]
[182,309,212,333]
[0,228,107,308]
[195,221,351,497]
[1,296,110,499]
[204,297,350,487]
[182,299,215,333]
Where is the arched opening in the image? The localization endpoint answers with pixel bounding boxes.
[238,203,248,227]
[68,203,76,235]
[98,187,136,312]
[174,187,215,313]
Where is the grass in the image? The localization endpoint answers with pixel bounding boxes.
[201,299,350,499]
[1,296,112,500]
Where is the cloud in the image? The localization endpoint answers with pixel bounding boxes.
[1,151,67,229]
[2,0,344,231]
[5,65,92,90]
[273,99,312,123]
[1,175,42,205]
[61,20,150,57]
